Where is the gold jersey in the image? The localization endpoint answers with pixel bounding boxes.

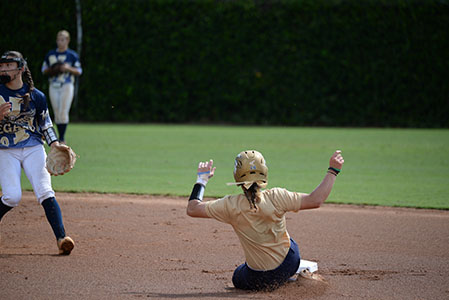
[205,188,303,271]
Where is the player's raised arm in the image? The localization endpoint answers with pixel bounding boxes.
[186,160,215,218]
[300,150,344,210]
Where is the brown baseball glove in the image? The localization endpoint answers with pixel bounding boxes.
[46,62,65,77]
[46,144,78,176]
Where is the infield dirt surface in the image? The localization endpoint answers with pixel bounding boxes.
[1,192,448,300]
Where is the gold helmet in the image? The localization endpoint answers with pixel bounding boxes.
[231,150,268,189]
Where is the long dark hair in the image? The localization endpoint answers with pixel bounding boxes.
[2,51,34,108]
[243,183,261,212]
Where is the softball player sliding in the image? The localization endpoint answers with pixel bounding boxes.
[42,30,82,143]
[187,150,344,291]
[0,51,74,255]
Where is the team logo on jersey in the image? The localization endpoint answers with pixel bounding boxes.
[0,109,35,133]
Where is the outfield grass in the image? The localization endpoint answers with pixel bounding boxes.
[19,124,449,209]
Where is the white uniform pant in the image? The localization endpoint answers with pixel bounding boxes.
[0,145,55,207]
[49,83,74,124]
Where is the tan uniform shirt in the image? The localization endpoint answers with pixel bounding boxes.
[205,188,302,271]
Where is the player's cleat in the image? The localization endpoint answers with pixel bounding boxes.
[298,269,326,282]
[57,236,75,255]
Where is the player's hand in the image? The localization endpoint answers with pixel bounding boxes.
[329,150,344,170]
[0,102,11,121]
[50,140,69,150]
[196,159,216,186]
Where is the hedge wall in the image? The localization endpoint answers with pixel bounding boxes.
[1,0,448,127]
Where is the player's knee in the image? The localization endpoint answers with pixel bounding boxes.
[61,116,69,124]
[1,191,22,207]
[56,112,69,124]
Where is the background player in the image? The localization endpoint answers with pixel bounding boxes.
[0,50,74,255]
[186,150,344,291]
[42,30,82,143]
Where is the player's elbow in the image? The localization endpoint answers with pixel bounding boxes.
[300,194,324,210]
[186,201,198,217]
[186,205,195,217]
[186,200,208,218]
[309,200,322,209]
[312,196,325,208]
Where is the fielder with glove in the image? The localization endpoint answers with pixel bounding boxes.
[0,51,75,255]
[187,150,344,291]
[42,30,82,143]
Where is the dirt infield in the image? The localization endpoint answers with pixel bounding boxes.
[1,192,448,300]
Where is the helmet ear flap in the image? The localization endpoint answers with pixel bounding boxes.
[17,57,26,70]
[236,160,242,168]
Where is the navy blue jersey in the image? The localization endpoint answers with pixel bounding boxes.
[41,48,82,85]
[0,84,53,148]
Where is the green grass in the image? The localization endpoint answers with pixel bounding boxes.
[17,124,449,209]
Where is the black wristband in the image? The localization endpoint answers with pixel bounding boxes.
[43,127,58,145]
[328,167,340,175]
[189,183,205,201]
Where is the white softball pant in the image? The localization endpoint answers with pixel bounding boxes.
[0,145,55,207]
[49,83,74,124]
